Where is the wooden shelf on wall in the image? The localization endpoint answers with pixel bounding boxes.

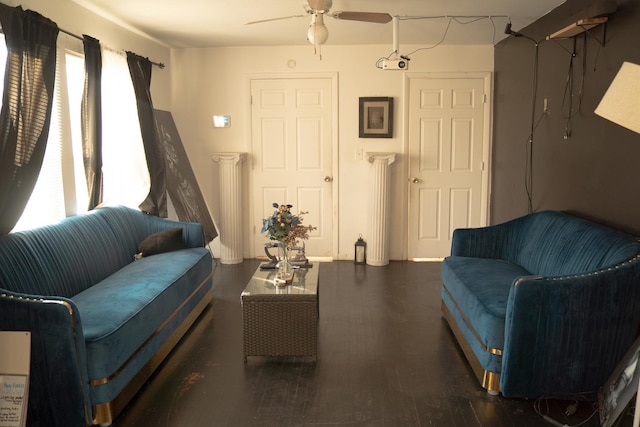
[546,17,608,40]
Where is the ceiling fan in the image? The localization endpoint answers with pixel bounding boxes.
[246,0,392,56]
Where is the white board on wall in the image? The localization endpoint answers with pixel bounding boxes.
[0,331,30,427]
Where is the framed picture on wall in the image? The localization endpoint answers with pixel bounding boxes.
[359,97,393,138]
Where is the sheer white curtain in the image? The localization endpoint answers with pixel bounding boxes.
[100,46,150,209]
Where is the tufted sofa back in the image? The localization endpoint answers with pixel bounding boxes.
[0,206,161,297]
[507,211,640,276]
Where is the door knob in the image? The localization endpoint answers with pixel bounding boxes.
[324,176,333,182]
[410,177,420,184]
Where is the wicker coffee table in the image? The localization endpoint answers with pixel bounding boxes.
[241,263,319,362]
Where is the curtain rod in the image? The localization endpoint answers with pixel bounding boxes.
[60,28,165,69]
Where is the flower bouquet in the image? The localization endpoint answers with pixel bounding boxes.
[261,203,315,248]
[261,203,316,285]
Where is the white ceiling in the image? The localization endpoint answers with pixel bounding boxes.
[72,0,565,49]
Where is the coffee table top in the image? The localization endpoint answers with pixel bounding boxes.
[241,262,319,300]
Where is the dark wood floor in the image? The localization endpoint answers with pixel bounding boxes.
[110,260,631,427]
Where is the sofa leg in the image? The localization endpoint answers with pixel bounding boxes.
[482,371,501,395]
[93,402,114,426]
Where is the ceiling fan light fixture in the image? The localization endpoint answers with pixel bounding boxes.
[308,0,332,13]
[307,14,329,46]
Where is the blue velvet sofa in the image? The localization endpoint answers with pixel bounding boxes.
[0,206,213,426]
[441,210,640,398]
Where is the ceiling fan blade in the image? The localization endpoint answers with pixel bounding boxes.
[245,14,307,25]
[330,11,392,24]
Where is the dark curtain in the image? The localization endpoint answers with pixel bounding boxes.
[81,35,102,210]
[0,5,58,235]
[154,109,218,242]
[127,51,167,217]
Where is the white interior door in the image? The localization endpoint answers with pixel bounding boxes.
[251,77,334,258]
[408,75,489,259]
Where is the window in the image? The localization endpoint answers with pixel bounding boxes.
[12,42,85,231]
[9,36,150,232]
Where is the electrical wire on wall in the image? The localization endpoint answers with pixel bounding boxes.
[375,15,507,66]
[505,13,611,215]
[524,41,540,214]
[403,15,503,56]
[504,22,541,214]
[402,17,454,56]
[560,35,587,140]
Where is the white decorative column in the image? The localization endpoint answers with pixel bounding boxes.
[212,153,245,264]
[365,152,396,266]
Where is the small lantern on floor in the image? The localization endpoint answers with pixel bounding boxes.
[354,235,366,265]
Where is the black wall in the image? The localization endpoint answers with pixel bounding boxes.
[492,0,640,234]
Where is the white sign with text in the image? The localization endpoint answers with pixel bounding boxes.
[0,332,30,427]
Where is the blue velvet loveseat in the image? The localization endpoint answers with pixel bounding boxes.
[441,210,640,398]
[0,206,213,426]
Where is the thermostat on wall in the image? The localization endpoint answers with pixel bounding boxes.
[213,115,230,128]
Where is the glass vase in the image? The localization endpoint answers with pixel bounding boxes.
[275,243,294,286]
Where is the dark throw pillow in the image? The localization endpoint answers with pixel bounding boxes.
[136,227,186,259]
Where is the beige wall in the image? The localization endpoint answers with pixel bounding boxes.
[4,0,171,109]
[1,1,495,259]
[492,0,640,234]
[170,44,494,260]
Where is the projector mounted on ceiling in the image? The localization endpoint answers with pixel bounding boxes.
[381,59,408,70]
